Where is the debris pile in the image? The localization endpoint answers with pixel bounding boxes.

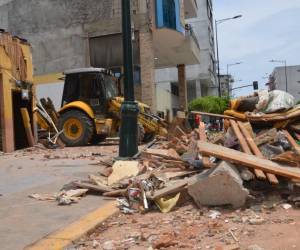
[30,91,300,215]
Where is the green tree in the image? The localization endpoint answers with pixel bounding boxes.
[188,96,230,114]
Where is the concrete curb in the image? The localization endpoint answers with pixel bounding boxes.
[25,201,118,250]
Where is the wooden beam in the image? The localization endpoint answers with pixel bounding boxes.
[198,141,300,180]
[191,111,237,120]
[229,120,267,180]
[20,108,35,147]
[238,121,279,184]
[198,122,211,168]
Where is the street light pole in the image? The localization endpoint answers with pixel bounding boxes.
[119,0,139,157]
[215,20,221,97]
[215,15,242,97]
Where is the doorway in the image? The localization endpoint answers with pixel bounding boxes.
[12,91,33,150]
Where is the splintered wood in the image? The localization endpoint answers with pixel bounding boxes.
[198,122,211,168]
[229,120,267,181]
[237,121,279,185]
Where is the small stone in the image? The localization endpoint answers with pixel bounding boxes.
[282,203,292,210]
[248,218,265,225]
[103,240,115,250]
[247,244,264,250]
[92,240,100,248]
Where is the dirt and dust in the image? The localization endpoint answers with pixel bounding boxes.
[71,191,300,250]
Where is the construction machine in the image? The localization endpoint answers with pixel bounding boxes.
[54,68,167,147]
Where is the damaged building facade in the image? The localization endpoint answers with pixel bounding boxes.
[0,0,201,114]
[155,0,216,119]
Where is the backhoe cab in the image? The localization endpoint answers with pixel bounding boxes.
[58,68,167,147]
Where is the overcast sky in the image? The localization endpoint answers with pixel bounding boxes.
[213,0,300,96]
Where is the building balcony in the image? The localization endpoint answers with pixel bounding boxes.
[153,26,201,68]
[184,0,198,19]
[153,0,200,68]
[153,28,201,68]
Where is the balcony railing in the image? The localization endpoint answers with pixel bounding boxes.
[185,24,200,50]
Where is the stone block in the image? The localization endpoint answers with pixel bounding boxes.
[188,161,249,208]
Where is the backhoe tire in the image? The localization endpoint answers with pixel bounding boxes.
[58,110,94,147]
[138,123,145,145]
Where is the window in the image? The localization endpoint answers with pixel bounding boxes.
[162,0,176,29]
[171,82,179,96]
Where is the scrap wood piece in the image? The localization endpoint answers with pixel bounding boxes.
[198,122,211,168]
[103,189,127,197]
[289,122,300,133]
[272,151,300,167]
[254,128,277,146]
[143,148,181,160]
[197,141,300,181]
[74,181,113,193]
[246,106,300,122]
[238,121,279,185]
[229,120,267,180]
[282,130,300,155]
[89,174,108,186]
[20,108,35,147]
[191,111,237,120]
[146,180,188,200]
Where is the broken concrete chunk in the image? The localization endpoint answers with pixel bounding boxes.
[188,161,249,208]
[108,161,140,186]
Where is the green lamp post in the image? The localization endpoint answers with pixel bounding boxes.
[119,0,139,157]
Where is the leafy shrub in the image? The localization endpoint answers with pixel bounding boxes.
[297,100,300,105]
[188,96,230,114]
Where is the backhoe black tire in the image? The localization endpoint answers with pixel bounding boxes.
[58,110,94,147]
[138,123,145,145]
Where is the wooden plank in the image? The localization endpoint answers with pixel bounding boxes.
[197,141,300,180]
[103,189,127,197]
[198,122,207,141]
[283,130,300,155]
[198,122,211,168]
[74,181,113,193]
[146,181,188,200]
[20,108,35,147]
[191,111,237,120]
[238,121,279,184]
[246,106,300,122]
[229,120,252,154]
[229,120,267,180]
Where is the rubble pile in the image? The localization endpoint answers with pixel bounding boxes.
[30,91,300,215]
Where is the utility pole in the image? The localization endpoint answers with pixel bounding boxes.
[119,0,139,157]
[215,15,242,97]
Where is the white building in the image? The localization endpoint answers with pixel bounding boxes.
[155,0,216,119]
[271,65,300,101]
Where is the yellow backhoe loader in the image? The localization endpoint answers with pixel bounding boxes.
[47,67,168,146]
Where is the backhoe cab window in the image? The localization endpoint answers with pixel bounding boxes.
[104,75,118,99]
[62,72,118,107]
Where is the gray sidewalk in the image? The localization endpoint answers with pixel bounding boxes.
[0,146,117,250]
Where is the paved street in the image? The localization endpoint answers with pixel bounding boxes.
[0,145,118,250]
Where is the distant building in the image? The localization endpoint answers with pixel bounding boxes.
[270,65,300,101]
[155,0,216,119]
